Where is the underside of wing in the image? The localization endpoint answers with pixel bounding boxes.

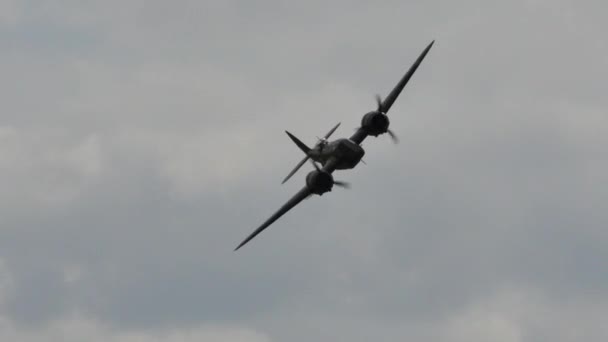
[380,40,434,113]
[350,41,434,145]
[234,186,312,251]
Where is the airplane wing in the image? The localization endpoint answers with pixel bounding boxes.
[234,186,312,251]
[379,40,434,113]
[350,40,434,145]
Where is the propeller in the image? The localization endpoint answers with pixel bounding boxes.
[309,159,351,189]
[387,129,399,144]
[333,180,350,189]
[376,94,384,113]
[376,94,399,144]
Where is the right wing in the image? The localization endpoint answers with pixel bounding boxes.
[234,186,312,251]
[379,40,434,113]
[349,41,434,145]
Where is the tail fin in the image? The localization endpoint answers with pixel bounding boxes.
[281,131,312,184]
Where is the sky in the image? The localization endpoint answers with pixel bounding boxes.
[0,0,607,341]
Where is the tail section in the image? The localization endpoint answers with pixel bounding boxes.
[285,131,312,155]
[281,131,312,184]
[281,123,340,184]
[281,155,310,184]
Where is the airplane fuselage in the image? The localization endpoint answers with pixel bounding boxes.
[308,138,365,170]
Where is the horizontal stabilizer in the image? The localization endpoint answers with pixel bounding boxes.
[285,131,311,155]
[281,155,310,184]
[282,123,340,184]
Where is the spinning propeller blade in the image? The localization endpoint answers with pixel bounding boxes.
[387,129,399,144]
[333,180,351,189]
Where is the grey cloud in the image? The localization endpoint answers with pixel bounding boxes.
[0,0,606,341]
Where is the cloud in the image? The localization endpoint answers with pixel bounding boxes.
[0,127,102,211]
[0,0,21,27]
[0,317,271,342]
[0,1,606,341]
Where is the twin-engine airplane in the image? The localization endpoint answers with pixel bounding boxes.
[235,40,434,251]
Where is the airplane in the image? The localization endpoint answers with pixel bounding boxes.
[234,40,434,251]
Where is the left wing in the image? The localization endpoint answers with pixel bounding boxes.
[234,186,312,251]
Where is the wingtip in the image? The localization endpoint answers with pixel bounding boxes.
[234,241,246,251]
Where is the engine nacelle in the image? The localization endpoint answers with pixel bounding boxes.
[306,170,334,195]
[361,111,390,136]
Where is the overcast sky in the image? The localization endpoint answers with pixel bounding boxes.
[0,1,607,341]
